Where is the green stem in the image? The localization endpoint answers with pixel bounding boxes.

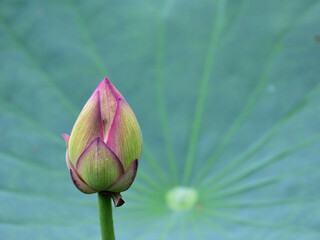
[98,193,115,240]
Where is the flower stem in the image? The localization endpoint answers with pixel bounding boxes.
[98,193,115,240]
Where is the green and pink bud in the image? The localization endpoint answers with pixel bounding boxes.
[63,78,143,207]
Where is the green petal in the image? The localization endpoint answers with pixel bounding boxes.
[69,169,97,194]
[106,159,138,193]
[107,99,143,170]
[76,137,124,191]
[68,91,104,166]
[66,150,97,194]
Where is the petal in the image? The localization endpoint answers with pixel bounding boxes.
[68,91,104,166]
[65,149,73,170]
[66,150,96,193]
[96,78,124,141]
[62,134,70,147]
[107,99,143,170]
[76,137,124,191]
[70,169,97,194]
[106,159,138,193]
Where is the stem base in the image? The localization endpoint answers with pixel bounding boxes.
[98,192,115,240]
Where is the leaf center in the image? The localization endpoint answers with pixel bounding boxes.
[166,187,198,211]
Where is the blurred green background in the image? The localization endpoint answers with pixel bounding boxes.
[1,0,320,239]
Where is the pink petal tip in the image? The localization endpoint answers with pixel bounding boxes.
[62,134,70,147]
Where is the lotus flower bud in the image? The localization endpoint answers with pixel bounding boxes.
[62,78,143,207]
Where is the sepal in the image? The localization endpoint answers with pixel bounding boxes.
[100,192,125,207]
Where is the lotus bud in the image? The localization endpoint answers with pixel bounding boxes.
[62,78,143,207]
